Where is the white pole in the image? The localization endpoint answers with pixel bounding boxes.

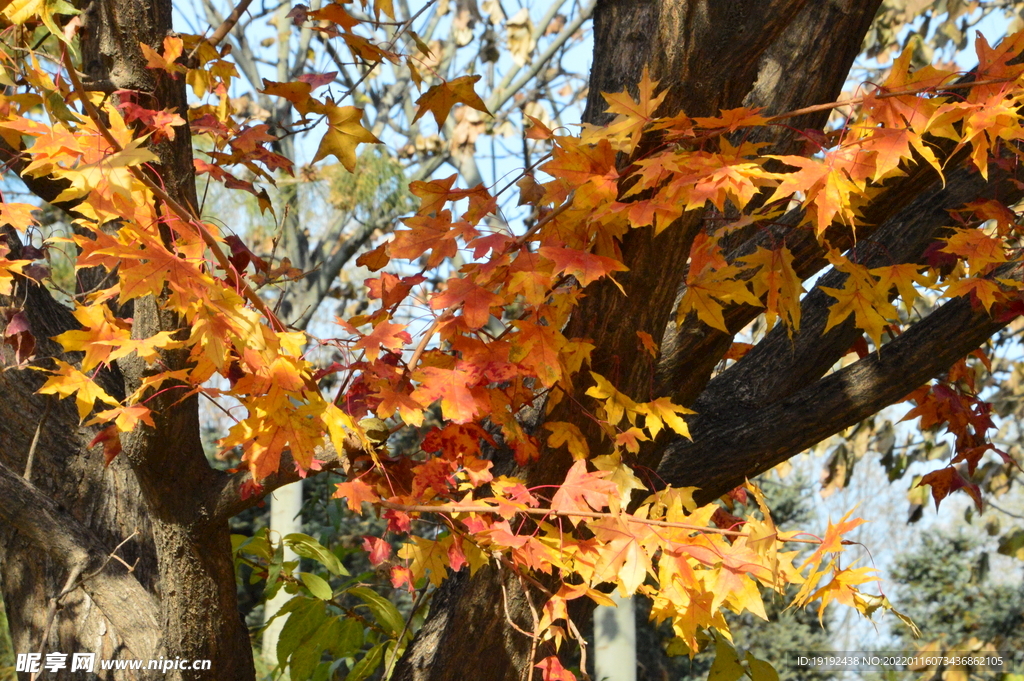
[262,480,303,669]
[593,593,637,681]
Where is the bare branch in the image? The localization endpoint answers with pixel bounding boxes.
[206,0,254,49]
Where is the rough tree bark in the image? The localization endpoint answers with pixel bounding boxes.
[2,1,1022,681]
[1,0,253,677]
[390,1,1022,680]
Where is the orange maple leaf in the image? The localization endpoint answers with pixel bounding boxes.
[538,245,628,286]
[413,75,490,127]
[430,277,503,329]
[36,359,119,420]
[333,479,380,512]
[411,365,485,423]
[550,459,618,525]
[352,320,411,362]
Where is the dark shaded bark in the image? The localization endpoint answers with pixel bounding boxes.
[1,0,253,677]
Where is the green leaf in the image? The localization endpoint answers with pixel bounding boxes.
[744,652,779,681]
[277,598,327,670]
[347,585,405,637]
[286,533,348,576]
[289,616,340,681]
[998,529,1024,560]
[301,572,334,600]
[708,634,744,681]
[345,642,386,681]
[329,617,364,659]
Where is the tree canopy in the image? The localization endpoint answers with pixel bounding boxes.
[2,0,1024,680]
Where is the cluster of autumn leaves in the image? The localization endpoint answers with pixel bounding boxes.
[3,0,1024,674]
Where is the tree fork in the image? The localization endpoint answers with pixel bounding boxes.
[390,2,885,679]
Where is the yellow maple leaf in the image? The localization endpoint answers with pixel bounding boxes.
[821,281,897,349]
[545,420,589,460]
[677,263,762,332]
[311,104,380,172]
[585,372,639,427]
[36,359,119,421]
[635,396,693,440]
[398,535,451,587]
[740,246,804,333]
[0,243,26,295]
[601,67,667,153]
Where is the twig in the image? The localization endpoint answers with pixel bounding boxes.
[24,397,52,480]
[763,76,1016,124]
[31,563,85,681]
[383,585,429,677]
[378,499,855,546]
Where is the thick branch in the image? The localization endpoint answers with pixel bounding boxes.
[0,462,161,658]
[657,264,1023,504]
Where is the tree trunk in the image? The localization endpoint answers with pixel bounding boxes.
[392,2,885,679]
[1,0,254,677]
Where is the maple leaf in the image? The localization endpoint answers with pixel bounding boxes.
[535,656,576,681]
[918,466,983,511]
[88,425,122,466]
[590,517,652,595]
[591,452,647,500]
[943,277,1004,313]
[261,79,317,116]
[53,304,132,371]
[362,536,392,567]
[601,67,667,152]
[333,479,378,512]
[0,244,27,296]
[768,154,861,235]
[820,276,898,349]
[545,421,589,460]
[140,36,184,73]
[802,508,865,570]
[36,359,119,420]
[413,75,490,127]
[411,365,484,423]
[636,396,693,440]
[740,246,804,333]
[0,202,39,230]
[585,372,639,427]
[538,246,628,286]
[88,404,155,432]
[311,104,380,172]
[352,320,411,362]
[942,228,1007,272]
[398,535,450,587]
[430,277,502,329]
[693,107,767,132]
[513,320,565,388]
[677,263,762,333]
[550,459,618,525]
[809,565,879,624]
[871,263,933,314]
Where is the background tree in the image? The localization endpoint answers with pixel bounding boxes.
[4,3,1024,681]
[891,532,1024,655]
